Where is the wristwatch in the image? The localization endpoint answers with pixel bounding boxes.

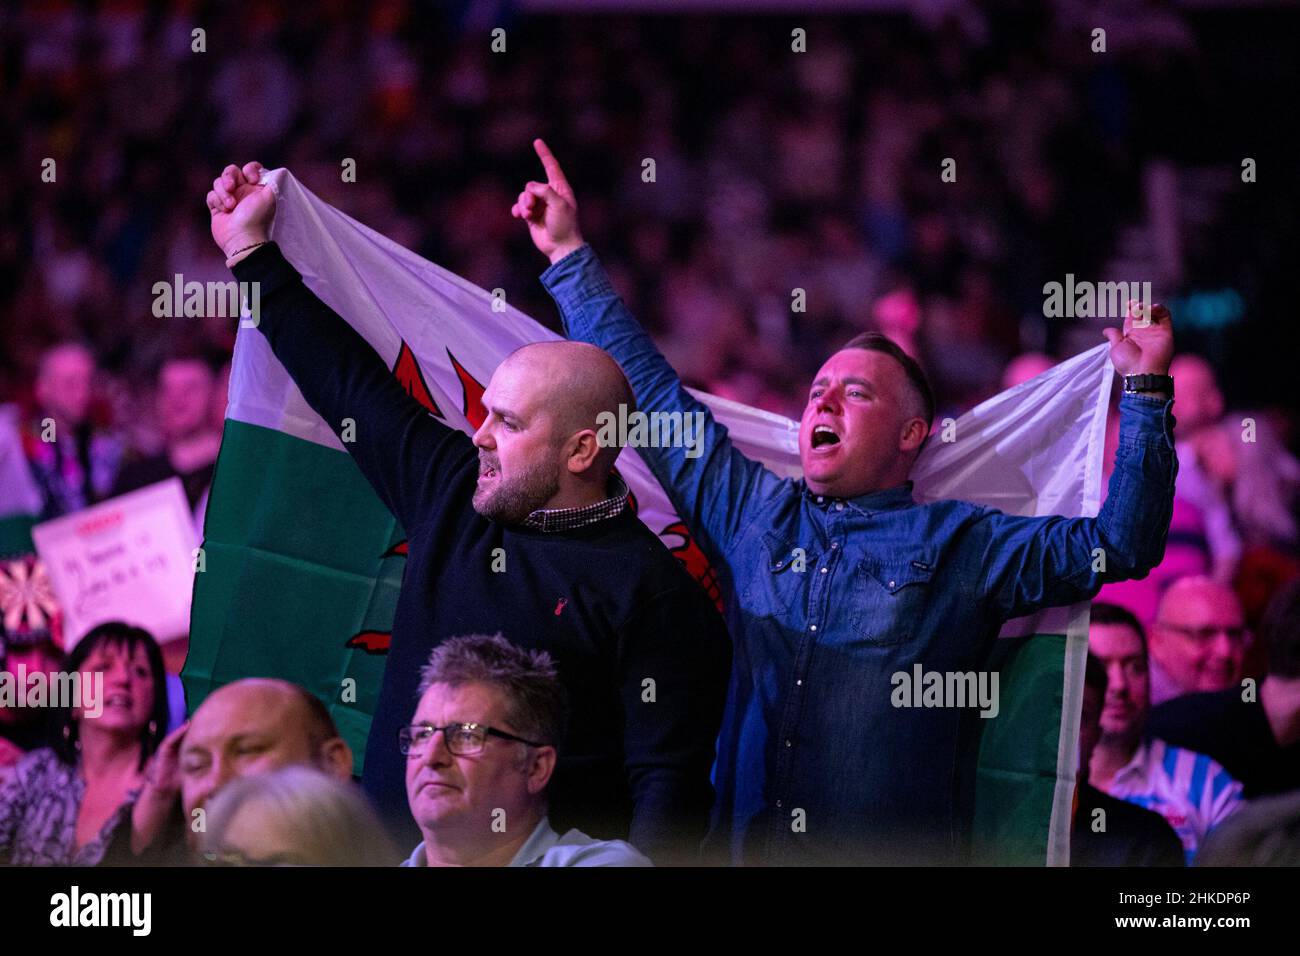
[1122,373,1174,397]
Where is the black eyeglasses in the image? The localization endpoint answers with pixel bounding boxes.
[398,722,545,757]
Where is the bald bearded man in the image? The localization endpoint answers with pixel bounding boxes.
[205,162,731,862]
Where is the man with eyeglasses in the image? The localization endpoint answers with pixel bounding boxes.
[1088,602,1243,863]
[1147,576,1250,706]
[1149,580,1300,799]
[400,634,650,867]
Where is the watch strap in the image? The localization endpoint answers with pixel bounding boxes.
[1122,373,1174,396]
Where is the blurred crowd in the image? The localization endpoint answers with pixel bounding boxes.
[5,1,1293,423]
[2,1,1299,867]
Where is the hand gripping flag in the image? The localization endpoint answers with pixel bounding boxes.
[189,169,1109,865]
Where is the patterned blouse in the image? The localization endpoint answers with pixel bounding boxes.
[0,748,139,866]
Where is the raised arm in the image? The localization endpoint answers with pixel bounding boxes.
[208,163,470,530]
[513,141,785,556]
[974,303,1179,619]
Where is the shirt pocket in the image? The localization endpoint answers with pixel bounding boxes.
[852,557,935,647]
[740,530,811,621]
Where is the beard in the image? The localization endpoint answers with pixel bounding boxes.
[472,453,563,525]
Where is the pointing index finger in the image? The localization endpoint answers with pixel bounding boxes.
[534,138,572,194]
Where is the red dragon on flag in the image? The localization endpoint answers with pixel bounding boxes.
[348,342,723,655]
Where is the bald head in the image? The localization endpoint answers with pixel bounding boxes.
[1151,576,1248,695]
[1156,576,1241,624]
[181,678,352,825]
[194,678,337,744]
[502,341,635,469]
[472,342,637,524]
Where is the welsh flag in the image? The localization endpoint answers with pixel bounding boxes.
[188,169,1110,865]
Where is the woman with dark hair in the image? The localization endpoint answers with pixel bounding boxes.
[0,621,168,865]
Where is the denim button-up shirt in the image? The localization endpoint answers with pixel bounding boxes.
[543,245,1178,865]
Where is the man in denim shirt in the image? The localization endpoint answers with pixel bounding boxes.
[512,141,1178,865]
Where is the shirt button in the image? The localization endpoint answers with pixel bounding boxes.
[820,567,828,573]
[785,739,792,747]
[888,580,896,588]
[796,679,803,686]
[776,800,783,808]
[830,542,838,549]
[809,625,817,632]
[836,502,844,511]
[816,496,824,504]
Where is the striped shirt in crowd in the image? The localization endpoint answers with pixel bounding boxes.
[1103,736,1244,864]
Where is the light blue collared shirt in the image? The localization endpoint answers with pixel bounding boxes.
[401,817,652,867]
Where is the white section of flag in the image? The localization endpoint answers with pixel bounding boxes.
[231,168,1113,866]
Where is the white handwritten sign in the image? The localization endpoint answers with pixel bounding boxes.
[33,478,198,647]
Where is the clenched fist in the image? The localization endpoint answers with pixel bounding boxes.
[207,162,276,262]
[512,139,584,264]
[1103,300,1175,378]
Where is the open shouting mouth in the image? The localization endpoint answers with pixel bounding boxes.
[810,424,842,452]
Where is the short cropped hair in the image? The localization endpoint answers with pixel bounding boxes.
[1090,601,1148,653]
[839,332,935,426]
[417,634,567,747]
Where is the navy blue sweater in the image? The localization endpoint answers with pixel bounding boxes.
[231,243,731,860]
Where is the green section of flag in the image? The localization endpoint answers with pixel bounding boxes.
[0,513,36,559]
[185,420,404,775]
[191,423,1074,861]
[973,634,1067,865]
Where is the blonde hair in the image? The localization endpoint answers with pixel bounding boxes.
[201,766,397,866]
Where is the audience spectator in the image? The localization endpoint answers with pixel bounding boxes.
[1199,410,1300,556]
[401,634,650,867]
[1072,652,1184,867]
[1148,579,1300,798]
[0,622,167,865]
[3,4,1282,426]
[111,353,222,520]
[1147,576,1250,706]
[0,3,1296,869]
[200,766,396,867]
[1170,354,1241,583]
[1087,602,1243,863]
[122,677,354,863]
[22,343,122,520]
